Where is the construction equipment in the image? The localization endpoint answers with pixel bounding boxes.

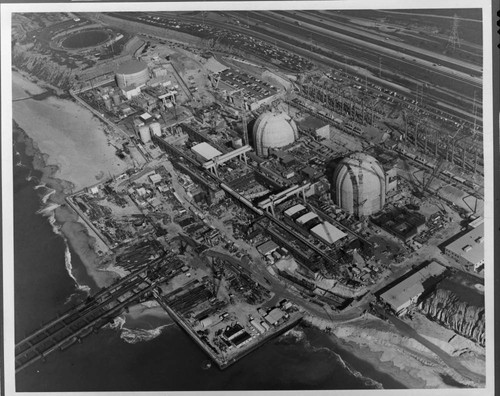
[418,158,444,197]
[209,257,223,297]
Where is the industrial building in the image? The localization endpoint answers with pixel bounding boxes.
[444,223,484,272]
[257,240,280,256]
[371,208,426,242]
[191,142,223,163]
[115,59,149,90]
[284,204,307,220]
[253,111,299,157]
[332,153,387,217]
[310,222,347,247]
[379,261,447,315]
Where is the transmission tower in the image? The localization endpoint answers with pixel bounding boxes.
[447,14,461,51]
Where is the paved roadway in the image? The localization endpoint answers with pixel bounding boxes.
[209,11,481,126]
[299,10,481,75]
[256,10,481,104]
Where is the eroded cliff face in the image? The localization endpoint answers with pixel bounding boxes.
[12,45,74,90]
[419,288,485,346]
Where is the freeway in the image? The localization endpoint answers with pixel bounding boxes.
[220,11,481,128]
[251,10,481,103]
[127,10,481,129]
[297,10,481,75]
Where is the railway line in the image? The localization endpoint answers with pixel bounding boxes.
[119,10,482,132]
[246,11,482,116]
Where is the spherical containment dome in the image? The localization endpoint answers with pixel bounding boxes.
[253,112,298,157]
[115,60,149,89]
[332,153,386,217]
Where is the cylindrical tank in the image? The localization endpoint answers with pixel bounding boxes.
[112,94,121,106]
[139,125,151,144]
[115,60,149,89]
[149,122,161,137]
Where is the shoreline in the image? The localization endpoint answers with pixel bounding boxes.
[11,69,483,390]
[12,71,175,337]
[13,123,118,290]
[304,314,484,389]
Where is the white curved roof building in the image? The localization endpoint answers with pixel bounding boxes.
[253,111,298,157]
[116,60,149,89]
[332,153,386,217]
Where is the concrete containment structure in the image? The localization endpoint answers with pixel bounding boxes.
[253,111,298,157]
[115,60,149,89]
[332,153,386,217]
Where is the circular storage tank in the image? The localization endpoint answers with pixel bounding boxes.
[139,125,151,144]
[332,153,386,217]
[253,111,298,157]
[149,122,162,137]
[115,60,149,89]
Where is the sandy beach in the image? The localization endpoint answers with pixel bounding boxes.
[304,314,485,388]
[11,70,485,389]
[13,72,128,193]
[12,72,126,287]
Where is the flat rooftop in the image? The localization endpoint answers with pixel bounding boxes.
[380,261,447,312]
[296,212,318,225]
[310,222,347,245]
[191,142,222,162]
[445,223,484,265]
[284,204,306,217]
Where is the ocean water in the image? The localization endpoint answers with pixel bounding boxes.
[12,127,406,392]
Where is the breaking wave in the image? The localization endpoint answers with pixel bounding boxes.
[106,316,126,330]
[41,187,56,204]
[36,202,60,216]
[120,324,172,344]
[281,328,306,342]
[300,330,384,390]
[63,244,91,295]
[39,202,91,300]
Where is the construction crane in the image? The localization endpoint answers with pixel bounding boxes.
[209,257,223,297]
[420,158,445,197]
[239,101,249,145]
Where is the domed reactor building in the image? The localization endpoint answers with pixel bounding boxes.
[253,111,298,157]
[332,153,386,217]
[115,60,149,89]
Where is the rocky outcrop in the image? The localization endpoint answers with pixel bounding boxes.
[419,288,485,346]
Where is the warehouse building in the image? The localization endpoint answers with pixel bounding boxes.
[310,222,347,247]
[444,223,484,272]
[191,142,222,163]
[257,240,280,256]
[284,204,307,220]
[379,261,446,315]
[264,308,286,326]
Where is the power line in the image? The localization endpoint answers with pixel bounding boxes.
[446,14,461,52]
